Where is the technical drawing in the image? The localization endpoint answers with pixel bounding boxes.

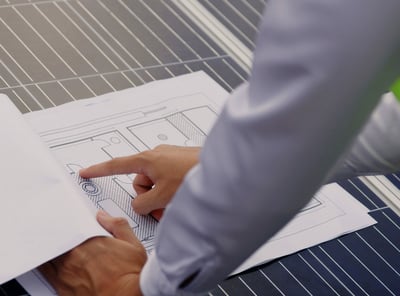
[38,102,222,252]
[128,106,217,149]
[73,174,157,240]
[49,132,157,250]
[42,98,330,250]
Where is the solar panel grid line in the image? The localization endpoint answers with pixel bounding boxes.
[0,57,45,108]
[127,5,188,66]
[84,0,225,67]
[278,261,313,295]
[174,0,252,71]
[56,80,76,100]
[198,0,255,49]
[386,173,400,190]
[240,0,263,19]
[221,58,247,82]
[84,1,162,64]
[0,54,234,101]
[8,4,91,78]
[381,211,400,230]
[100,73,118,91]
[238,276,258,296]
[93,0,165,67]
[375,176,400,209]
[0,75,8,87]
[393,173,400,183]
[77,76,99,95]
[102,71,134,90]
[161,0,222,57]
[14,5,84,75]
[336,239,396,295]
[258,269,285,295]
[217,284,230,296]
[59,0,140,70]
[71,1,144,68]
[281,255,342,295]
[0,17,56,79]
[346,179,381,209]
[355,232,400,277]
[200,0,255,48]
[26,84,56,108]
[209,58,247,89]
[39,80,75,105]
[138,0,203,62]
[0,58,17,87]
[119,70,139,86]
[0,44,34,82]
[11,89,32,112]
[34,2,118,72]
[258,263,308,295]
[220,0,259,32]
[118,1,187,65]
[306,249,358,295]
[314,247,369,295]
[26,3,101,77]
[251,0,266,12]
[370,215,400,254]
[202,61,233,91]
[343,232,400,292]
[296,253,342,296]
[0,49,27,88]
[372,226,400,252]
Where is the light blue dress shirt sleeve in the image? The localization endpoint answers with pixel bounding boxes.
[140,0,400,295]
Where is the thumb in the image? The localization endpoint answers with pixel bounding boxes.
[96,210,140,245]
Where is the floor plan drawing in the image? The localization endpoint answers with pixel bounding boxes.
[40,95,221,253]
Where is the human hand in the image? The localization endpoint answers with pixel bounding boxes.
[80,145,200,220]
[39,211,146,296]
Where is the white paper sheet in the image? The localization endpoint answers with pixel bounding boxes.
[0,95,108,285]
[5,72,375,294]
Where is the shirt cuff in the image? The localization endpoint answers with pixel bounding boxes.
[140,252,200,296]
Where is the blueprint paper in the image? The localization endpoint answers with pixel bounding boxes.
[0,95,109,284]
[12,72,376,294]
[233,183,375,274]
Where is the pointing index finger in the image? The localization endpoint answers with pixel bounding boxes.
[79,154,146,178]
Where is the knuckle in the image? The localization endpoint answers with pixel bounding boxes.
[137,150,152,162]
[154,144,169,151]
[131,200,141,212]
[67,247,86,263]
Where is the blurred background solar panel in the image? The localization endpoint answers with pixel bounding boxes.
[1,0,399,295]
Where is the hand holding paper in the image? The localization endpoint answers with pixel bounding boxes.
[40,211,145,296]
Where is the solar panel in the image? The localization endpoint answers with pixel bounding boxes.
[1,1,399,295]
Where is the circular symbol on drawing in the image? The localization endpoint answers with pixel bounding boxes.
[157,133,168,141]
[110,137,121,144]
[80,181,101,196]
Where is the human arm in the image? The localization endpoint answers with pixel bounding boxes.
[328,92,400,183]
[140,0,400,295]
[39,211,146,296]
